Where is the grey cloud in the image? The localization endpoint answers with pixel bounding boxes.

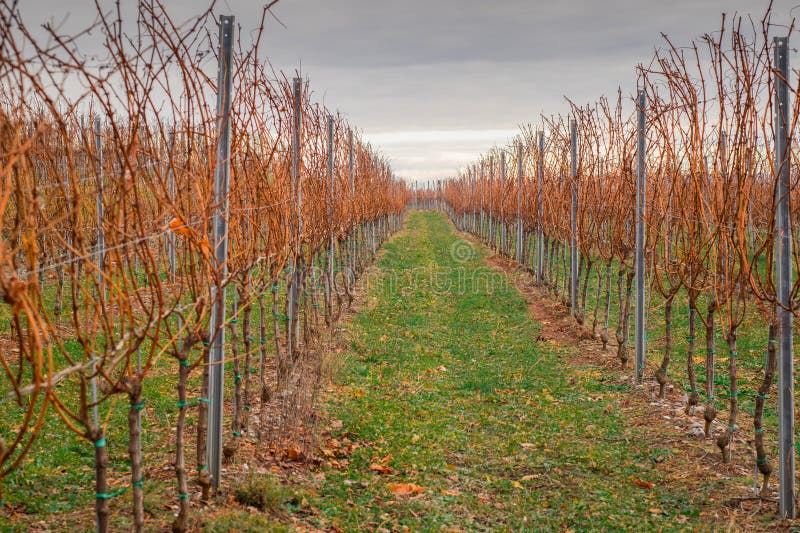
[16,0,800,181]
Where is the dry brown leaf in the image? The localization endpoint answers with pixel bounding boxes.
[282,447,304,461]
[369,463,393,474]
[387,483,425,496]
[632,478,655,489]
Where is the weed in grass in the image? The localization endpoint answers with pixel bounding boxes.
[233,474,294,513]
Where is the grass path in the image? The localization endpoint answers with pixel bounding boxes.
[303,211,714,532]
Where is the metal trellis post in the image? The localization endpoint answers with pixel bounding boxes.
[516,142,524,264]
[206,14,234,490]
[774,35,795,520]
[635,89,647,383]
[537,131,545,282]
[570,119,578,315]
[500,151,507,255]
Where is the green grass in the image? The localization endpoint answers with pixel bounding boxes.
[489,220,784,450]
[304,211,717,532]
[0,264,306,530]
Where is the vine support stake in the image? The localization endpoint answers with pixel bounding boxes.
[288,76,303,358]
[348,129,355,276]
[167,127,176,280]
[94,116,105,309]
[537,131,544,283]
[774,35,795,520]
[207,14,234,490]
[516,142,524,264]
[488,156,494,249]
[327,115,335,316]
[635,89,647,383]
[500,151,507,255]
[569,118,578,315]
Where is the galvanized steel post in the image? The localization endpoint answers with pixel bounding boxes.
[635,89,647,383]
[207,14,234,489]
[774,35,795,520]
[537,131,544,282]
[569,119,578,315]
[516,142,524,264]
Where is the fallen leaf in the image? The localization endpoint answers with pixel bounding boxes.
[387,483,425,496]
[632,478,655,489]
[282,447,304,461]
[370,463,393,474]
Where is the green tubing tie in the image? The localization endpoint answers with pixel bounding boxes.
[132,477,145,489]
[728,425,736,431]
[177,400,189,409]
[708,395,716,400]
[235,374,243,383]
[232,430,242,437]
[686,336,695,342]
[272,285,279,291]
[131,401,145,411]
[768,339,777,344]
[202,341,210,347]
[178,493,190,500]
[244,405,252,412]
[689,389,699,394]
[96,487,128,500]
[179,359,190,368]
[730,351,738,356]
[755,428,764,434]
[755,393,767,400]
[95,438,106,448]
[260,340,268,345]
[230,318,238,324]
[198,397,210,404]
[196,465,208,471]
[756,457,767,464]
[249,367,257,374]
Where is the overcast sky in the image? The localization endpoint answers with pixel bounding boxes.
[19,0,800,182]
